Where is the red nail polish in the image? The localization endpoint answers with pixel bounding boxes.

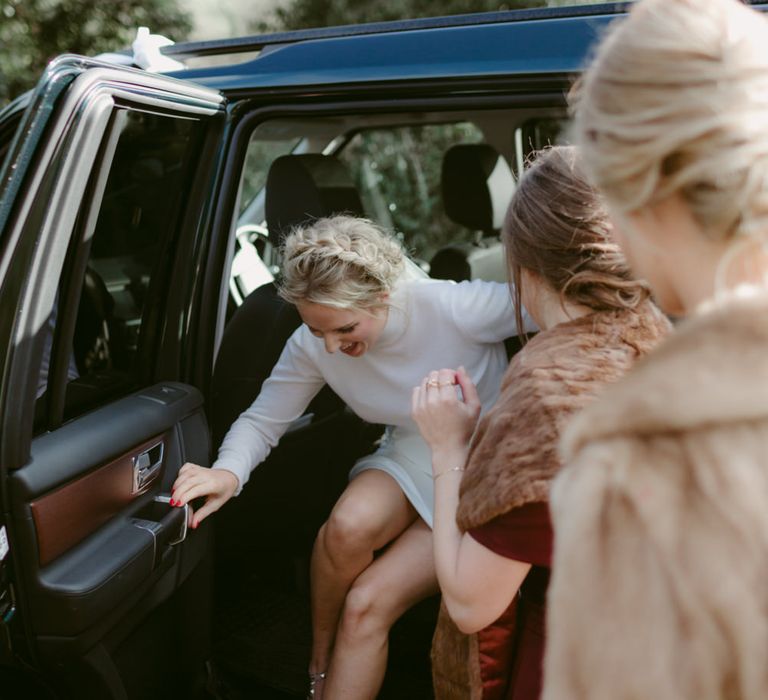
[170,499,176,506]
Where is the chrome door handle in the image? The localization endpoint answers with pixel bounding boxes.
[132,442,164,494]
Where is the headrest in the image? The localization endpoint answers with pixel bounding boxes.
[265,154,365,247]
[429,246,472,282]
[441,144,515,233]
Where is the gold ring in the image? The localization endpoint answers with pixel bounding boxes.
[427,379,439,387]
[439,381,453,387]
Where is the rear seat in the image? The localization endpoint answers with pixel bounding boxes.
[430,143,515,283]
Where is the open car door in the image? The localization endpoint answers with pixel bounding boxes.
[0,56,226,697]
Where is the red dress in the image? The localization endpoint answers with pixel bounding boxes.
[468,501,553,700]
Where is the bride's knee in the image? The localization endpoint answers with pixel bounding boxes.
[320,497,381,560]
[338,579,394,641]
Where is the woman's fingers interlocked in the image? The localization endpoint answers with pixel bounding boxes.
[412,367,480,451]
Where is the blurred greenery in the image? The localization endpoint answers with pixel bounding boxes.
[0,0,191,105]
[240,119,490,264]
[253,0,547,32]
[339,124,485,260]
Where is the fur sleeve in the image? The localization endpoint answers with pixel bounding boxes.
[543,426,768,700]
[456,370,560,532]
[456,305,670,533]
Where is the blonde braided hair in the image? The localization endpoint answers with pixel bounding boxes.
[278,216,406,310]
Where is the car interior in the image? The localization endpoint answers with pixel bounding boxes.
[202,107,566,697]
[25,99,566,698]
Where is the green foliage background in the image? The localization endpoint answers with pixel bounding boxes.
[0,0,191,105]
[337,124,486,260]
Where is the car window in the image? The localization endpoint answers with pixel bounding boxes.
[38,109,208,424]
[0,139,11,174]
[0,111,22,169]
[228,132,306,304]
[230,118,496,304]
[239,136,303,216]
[514,117,568,172]
[338,122,484,261]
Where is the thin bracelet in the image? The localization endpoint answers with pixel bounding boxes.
[434,466,465,480]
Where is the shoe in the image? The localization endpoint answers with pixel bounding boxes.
[308,671,327,699]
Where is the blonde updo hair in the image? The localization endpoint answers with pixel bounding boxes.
[504,145,650,334]
[278,216,405,310]
[571,0,768,242]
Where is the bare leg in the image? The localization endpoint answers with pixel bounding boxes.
[309,470,417,696]
[324,519,438,700]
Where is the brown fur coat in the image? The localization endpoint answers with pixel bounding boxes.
[543,295,768,700]
[432,302,670,700]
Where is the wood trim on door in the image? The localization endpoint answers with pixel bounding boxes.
[30,433,167,566]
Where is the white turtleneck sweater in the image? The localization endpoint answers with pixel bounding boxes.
[213,277,532,497]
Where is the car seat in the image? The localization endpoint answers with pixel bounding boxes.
[430,143,515,282]
[208,154,366,449]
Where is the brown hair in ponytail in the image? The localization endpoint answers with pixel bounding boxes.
[504,145,650,335]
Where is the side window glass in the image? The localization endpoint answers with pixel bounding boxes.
[338,123,484,262]
[514,117,568,172]
[0,138,11,175]
[231,119,488,305]
[239,135,304,218]
[51,110,205,420]
[232,131,302,303]
[0,114,22,174]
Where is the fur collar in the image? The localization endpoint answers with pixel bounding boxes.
[562,294,768,460]
[456,301,670,532]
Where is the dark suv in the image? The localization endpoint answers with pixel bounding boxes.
[0,4,629,697]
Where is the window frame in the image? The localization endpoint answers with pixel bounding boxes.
[41,106,219,431]
[0,61,224,472]
[42,107,127,429]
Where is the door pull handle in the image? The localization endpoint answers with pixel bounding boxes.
[154,495,188,545]
[132,442,164,494]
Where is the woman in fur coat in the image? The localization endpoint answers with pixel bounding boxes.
[543,1,768,699]
[411,145,670,700]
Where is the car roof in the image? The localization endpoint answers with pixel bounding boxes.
[164,3,631,94]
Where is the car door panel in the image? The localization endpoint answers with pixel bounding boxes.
[0,55,225,694]
[30,433,169,567]
[9,382,208,648]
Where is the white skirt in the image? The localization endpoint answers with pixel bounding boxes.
[348,427,434,527]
